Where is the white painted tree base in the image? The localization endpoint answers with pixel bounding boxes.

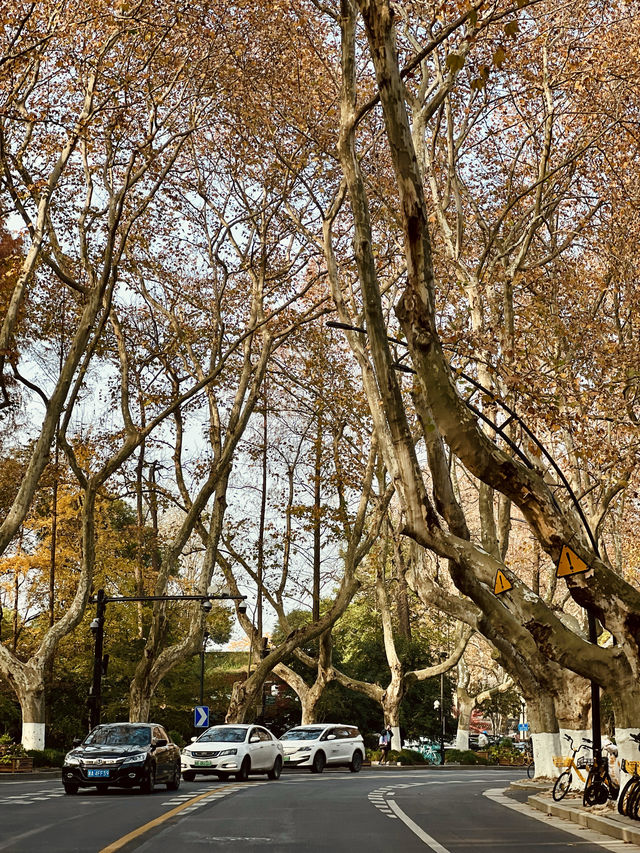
[614,728,640,789]
[455,729,470,750]
[532,731,561,779]
[22,722,45,751]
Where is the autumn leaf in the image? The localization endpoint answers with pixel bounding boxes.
[493,46,506,68]
[446,52,465,73]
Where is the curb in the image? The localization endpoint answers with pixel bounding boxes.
[528,792,640,847]
[0,768,60,780]
[366,763,525,771]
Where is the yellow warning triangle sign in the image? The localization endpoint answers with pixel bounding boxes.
[494,570,513,595]
[556,545,590,578]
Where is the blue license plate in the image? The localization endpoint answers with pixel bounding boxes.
[87,769,110,778]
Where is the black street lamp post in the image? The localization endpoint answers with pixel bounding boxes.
[200,630,210,707]
[88,590,247,730]
[440,670,445,765]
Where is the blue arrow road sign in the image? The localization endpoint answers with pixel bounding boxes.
[194,706,209,728]
[518,722,529,731]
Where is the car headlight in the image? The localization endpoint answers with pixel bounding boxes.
[64,753,81,765]
[218,748,237,757]
[181,748,191,756]
[297,747,312,753]
[122,752,147,765]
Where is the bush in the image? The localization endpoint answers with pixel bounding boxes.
[444,749,478,765]
[169,730,185,748]
[0,733,27,764]
[399,748,426,765]
[363,732,380,751]
[26,748,65,768]
[488,743,524,765]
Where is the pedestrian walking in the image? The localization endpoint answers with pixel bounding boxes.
[379,725,392,764]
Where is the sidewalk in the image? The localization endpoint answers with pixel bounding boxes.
[511,779,640,847]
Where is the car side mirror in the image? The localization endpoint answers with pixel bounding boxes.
[326,734,336,740]
[250,735,260,743]
[153,738,168,748]
[72,738,82,747]
[191,736,197,742]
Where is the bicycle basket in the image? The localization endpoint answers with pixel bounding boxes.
[576,756,593,769]
[553,756,572,768]
[622,759,639,774]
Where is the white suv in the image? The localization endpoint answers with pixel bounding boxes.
[280,724,365,773]
[181,724,284,782]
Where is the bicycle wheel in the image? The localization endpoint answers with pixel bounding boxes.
[583,767,609,806]
[618,777,638,816]
[552,771,572,801]
[527,760,535,780]
[627,783,640,820]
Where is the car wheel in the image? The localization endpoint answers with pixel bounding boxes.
[349,751,363,773]
[166,764,181,791]
[235,757,250,782]
[311,751,326,774]
[268,756,283,780]
[63,783,79,795]
[140,765,156,794]
[182,770,196,782]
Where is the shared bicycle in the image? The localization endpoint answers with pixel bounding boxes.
[418,740,442,764]
[552,734,593,801]
[582,737,619,806]
[617,733,640,819]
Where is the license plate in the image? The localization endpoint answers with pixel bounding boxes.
[194,760,212,767]
[87,769,110,778]
[284,756,290,762]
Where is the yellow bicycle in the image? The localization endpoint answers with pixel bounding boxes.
[552,734,592,801]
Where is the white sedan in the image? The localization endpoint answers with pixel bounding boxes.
[181,724,284,782]
[279,724,365,773]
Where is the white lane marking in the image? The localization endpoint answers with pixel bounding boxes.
[387,800,452,852]
[483,788,633,852]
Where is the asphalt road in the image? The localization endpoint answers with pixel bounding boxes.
[0,767,631,853]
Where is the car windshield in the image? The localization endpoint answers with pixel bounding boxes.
[85,726,150,747]
[280,728,324,741]
[197,727,247,744]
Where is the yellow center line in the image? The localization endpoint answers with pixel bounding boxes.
[99,784,239,853]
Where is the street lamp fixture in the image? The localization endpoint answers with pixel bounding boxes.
[87,588,248,730]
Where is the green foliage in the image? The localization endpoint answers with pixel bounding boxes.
[271,596,456,745]
[0,680,21,742]
[399,748,426,765]
[26,748,65,768]
[487,742,525,764]
[477,686,522,734]
[168,730,186,748]
[0,733,27,763]
[445,749,478,765]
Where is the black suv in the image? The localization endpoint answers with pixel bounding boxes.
[62,722,181,795]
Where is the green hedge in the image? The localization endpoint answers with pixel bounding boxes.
[367,747,427,765]
[26,748,66,768]
[444,749,478,765]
